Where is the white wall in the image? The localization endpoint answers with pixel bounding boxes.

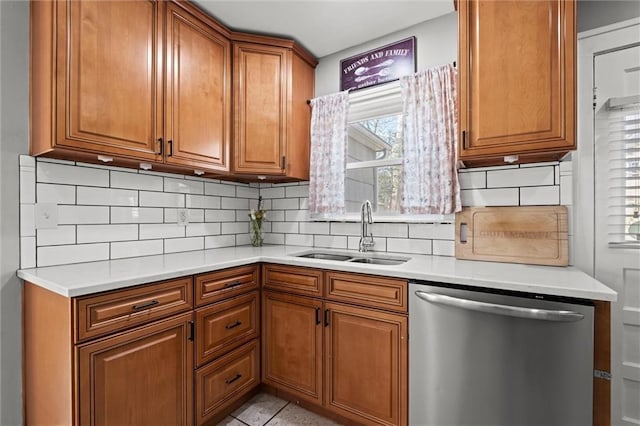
[314,12,457,96]
[0,1,29,424]
[578,0,640,33]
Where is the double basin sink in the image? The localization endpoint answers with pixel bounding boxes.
[293,251,409,266]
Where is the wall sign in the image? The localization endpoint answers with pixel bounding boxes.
[340,37,416,92]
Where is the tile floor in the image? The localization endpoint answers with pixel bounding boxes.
[218,392,340,426]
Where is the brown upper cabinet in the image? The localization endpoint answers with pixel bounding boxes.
[233,39,316,180]
[457,0,576,167]
[31,0,316,180]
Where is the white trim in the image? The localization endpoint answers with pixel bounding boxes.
[346,158,403,170]
[578,17,640,41]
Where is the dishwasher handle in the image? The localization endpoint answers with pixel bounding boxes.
[414,291,585,322]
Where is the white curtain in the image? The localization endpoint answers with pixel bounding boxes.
[400,64,461,214]
[308,91,350,216]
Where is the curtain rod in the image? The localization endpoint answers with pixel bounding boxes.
[306,61,457,105]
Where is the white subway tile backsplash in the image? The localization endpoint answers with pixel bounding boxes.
[164,237,204,253]
[164,177,204,194]
[37,183,76,204]
[487,166,554,188]
[372,223,408,238]
[236,186,259,199]
[387,238,432,255]
[77,224,138,243]
[461,188,519,207]
[20,236,36,269]
[458,171,486,190]
[139,191,185,208]
[186,223,221,237]
[111,171,163,191]
[272,222,299,234]
[205,235,236,249]
[347,236,387,252]
[299,222,330,235]
[265,233,285,245]
[221,197,249,210]
[37,162,109,187]
[433,239,455,256]
[520,161,559,168]
[560,175,573,205]
[37,226,76,246]
[165,208,204,224]
[139,223,185,240]
[409,223,454,240]
[260,187,285,199]
[330,222,360,236]
[267,210,285,222]
[111,207,163,224]
[77,187,138,206]
[37,243,109,267]
[272,198,299,210]
[20,204,35,237]
[206,209,237,222]
[59,205,110,224]
[221,222,248,234]
[299,197,309,210]
[110,240,163,259]
[314,235,347,249]
[205,182,236,197]
[285,234,314,247]
[20,155,36,167]
[236,234,250,245]
[236,211,251,222]
[285,210,307,222]
[520,186,560,205]
[37,157,75,165]
[559,161,572,175]
[285,185,310,198]
[186,194,220,209]
[20,164,36,204]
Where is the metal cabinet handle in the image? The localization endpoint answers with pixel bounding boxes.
[225,373,242,384]
[157,137,163,155]
[132,300,159,311]
[225,320,242,330]
[324,309,330,327]
[414,291,585,322]
[315,307,321,325]
[167,140,173,156]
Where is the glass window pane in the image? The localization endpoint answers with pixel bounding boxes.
[347,114,403,164]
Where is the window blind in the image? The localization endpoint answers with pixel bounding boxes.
[607,97,640,246]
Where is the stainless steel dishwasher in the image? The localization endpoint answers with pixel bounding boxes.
[409,281,594,426]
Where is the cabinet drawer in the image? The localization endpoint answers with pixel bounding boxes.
[195,339,260,425]
[75,277,193,342]
[325,272,407,313]
[195,265,259,307]
[262,264,323,297]
[195,291,259,367]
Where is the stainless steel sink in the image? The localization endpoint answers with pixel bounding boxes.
[296,252,352,261]
[347,257,407,265]
[292,251,409,266]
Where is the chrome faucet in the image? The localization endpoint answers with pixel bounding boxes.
[359,200,375,252]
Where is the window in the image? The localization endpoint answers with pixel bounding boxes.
[340,82,450,222]
[606,96,640,246]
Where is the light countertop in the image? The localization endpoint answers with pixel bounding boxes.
[17,245,617,301]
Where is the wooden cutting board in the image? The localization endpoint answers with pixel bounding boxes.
[455,206,568,266]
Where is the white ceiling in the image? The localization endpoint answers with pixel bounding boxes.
[193,1,454,58]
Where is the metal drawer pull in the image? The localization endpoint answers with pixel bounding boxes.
[315,307,321,325]
[132,300,159,311]
[225,320,242,329]
[225,373,242,384]
[224,280,242,288]
[414,291,585,322]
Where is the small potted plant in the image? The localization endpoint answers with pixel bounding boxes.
[249,196,266,247]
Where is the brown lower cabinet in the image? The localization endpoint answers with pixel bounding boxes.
[261,264,409,426]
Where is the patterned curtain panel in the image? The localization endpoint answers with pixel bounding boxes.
[309,91,350,216]
[400,64,461,214]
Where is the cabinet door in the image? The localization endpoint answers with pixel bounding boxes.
[56,0,163,160]
[324,302,408,426]
[262,291,323,405]
[77,313,194,426]
[233,43,289,175]
[458,0,575,163]
[165,3,231,172]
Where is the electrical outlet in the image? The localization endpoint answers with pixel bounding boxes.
[177,209,189,226]
[35,203,58,229]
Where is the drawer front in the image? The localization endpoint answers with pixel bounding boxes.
[75,277,193,342]
[325,272,408,313]
[196,291,260,367]
[195,339,260,425]
[262,264,323,297]
[195,265,259,307]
